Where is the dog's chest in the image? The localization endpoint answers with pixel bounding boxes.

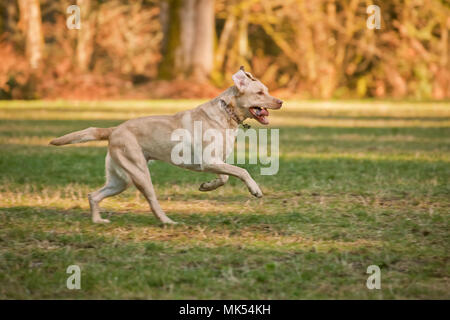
[224,128,238,160]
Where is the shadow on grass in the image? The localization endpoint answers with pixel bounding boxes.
[1,119,449,137]
[0,119,123,138]
[0,143,447,197]
[2,205,383,253]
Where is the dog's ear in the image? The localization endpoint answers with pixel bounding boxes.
[232,69,251,92]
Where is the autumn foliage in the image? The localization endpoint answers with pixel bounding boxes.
[0,0,449,99]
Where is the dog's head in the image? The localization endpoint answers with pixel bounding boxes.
[231,66,283,125]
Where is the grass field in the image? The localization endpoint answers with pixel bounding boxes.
[0,100,449,299]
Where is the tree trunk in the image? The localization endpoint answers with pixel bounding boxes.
[178,0,196,74]
[18,0,44,70]
[3,1,18,34]
[191,0,214,81]
[237,6,249,63]
[159,0,215,81]
[76,0,95,72]
[215,12,235,71]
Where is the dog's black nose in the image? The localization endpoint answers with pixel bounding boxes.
[277,99,283,106]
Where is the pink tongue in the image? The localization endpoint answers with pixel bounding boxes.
[259,108,269,116]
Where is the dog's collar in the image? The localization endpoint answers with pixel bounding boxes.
[219,99,251,129]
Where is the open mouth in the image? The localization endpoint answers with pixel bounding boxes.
[249,107,269,125]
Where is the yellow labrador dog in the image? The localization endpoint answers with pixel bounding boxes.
[50,67,283,224]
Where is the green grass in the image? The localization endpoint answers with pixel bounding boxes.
[0,100,449,299]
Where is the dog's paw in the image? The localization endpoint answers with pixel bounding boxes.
[252,190,263,198]
[248,185,263,198]
[162,218,178,225]
[93,218,110,224]
[199,182,211,192]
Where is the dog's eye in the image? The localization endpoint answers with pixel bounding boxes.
[257,91,264,95]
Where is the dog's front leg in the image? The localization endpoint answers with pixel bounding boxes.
[199,174,229,192]
[202,163,262,198]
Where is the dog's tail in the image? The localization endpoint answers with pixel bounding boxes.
[49,127,116,146]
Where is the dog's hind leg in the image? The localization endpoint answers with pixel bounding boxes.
[89,153,130,224]
[199,174,229,192]
[110,141,176,225]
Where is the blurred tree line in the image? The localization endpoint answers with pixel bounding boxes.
[0,0,449,99]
